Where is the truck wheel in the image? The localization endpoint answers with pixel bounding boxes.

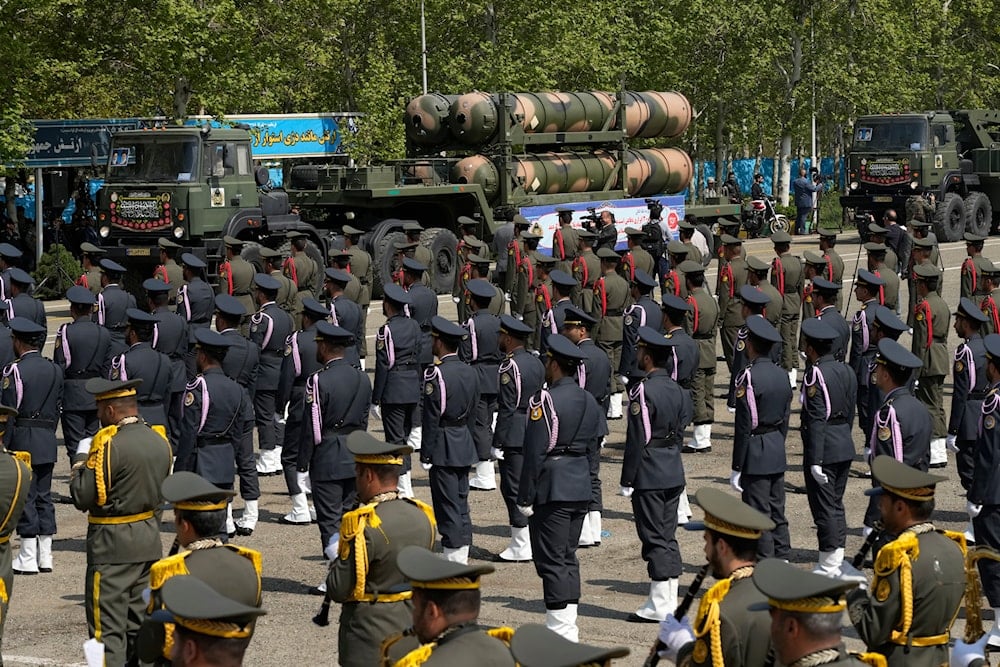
[241,241,265,273]
[964,191,992,237]
[420,228,458,294]
[374,231,406,298]
[277,238,326,295]
[932,192,965,242]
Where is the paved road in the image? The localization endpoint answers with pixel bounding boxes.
[2,232,989,665]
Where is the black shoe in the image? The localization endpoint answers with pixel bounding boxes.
[39,567,52,573]
[626,613,659,624]
[309,586,327,596]
[279,516,311,526]
[235,526,254,537]
[681,445,711,454]
[12,569,37,575]
[492,553,531,563]
[929,462,947,469]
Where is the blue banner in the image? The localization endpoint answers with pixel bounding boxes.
[22,119,148,168]
[188,115,360,159]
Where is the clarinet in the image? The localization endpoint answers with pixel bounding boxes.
[852,521,883,569]
[642,563,711,667]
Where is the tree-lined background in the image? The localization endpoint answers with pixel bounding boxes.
[4,0,1000,201]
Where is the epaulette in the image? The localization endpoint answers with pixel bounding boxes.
[853,652,888,667]
[338,504,380,560]
[873,531,919,577]
[86,425,118,505]
[939,529,968,557]
[486,627,514,645]
[149,552,191,593]
[10,450,30,467]
[402,497,436,529]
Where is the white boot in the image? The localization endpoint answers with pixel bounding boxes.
[397,472,413,498]
[929,438,947,467]
[441,545,469,565]
[966,521,977,544]
[677,489,692,525]
[813,548,845,576]
[987,611,1000,648]
[545,604,579,642]
[360,358,366,371]
[407,426,423,452]
[633,579,678,621]
[12,537,38,574]
[685,424,712,453]
[235,500,258,536]
[256,449,281,475]
[788,368,798,389]
[498,526,532,562]
[578,513,594,547]
[226,504,236,536]
[588,511,602,546]
[283,493,312,525]
[609,393,623,419]
[309,504,317,522]
[470,460,497,490]
[37,535,53,573]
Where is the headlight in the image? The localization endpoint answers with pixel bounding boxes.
[910,181,918,190]
[173,226,184,239]
[99,226,110,238]
[850,181,859,191]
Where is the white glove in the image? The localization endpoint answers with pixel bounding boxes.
[657,616,695,661]
[810,465,829,485]
[515,313,524,321]
[371,404,382,421]
[730,470,743,493]
[727,405,736,413]
[947,434,959,452]
[950,634,988,667]
[296,471,312,494]
[452,296,460,303]
[863,446,871,460]
[838,561,868,589]
[491,447,505,461]
[968,501,983,519]
[504,292,512,302]
[324,534,339,561]
[517,504,534,517]
[274,411,286,426]
[618,375,629,388]
[619,485,634,498]
[76,437,93,455]
[420,461,433,471]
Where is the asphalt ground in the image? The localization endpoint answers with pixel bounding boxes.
[1,230,990,665]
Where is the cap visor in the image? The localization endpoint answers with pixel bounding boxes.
[863,486,884,497]
[683,520,708,532]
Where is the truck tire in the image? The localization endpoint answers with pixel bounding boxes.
[964,191,992,237]
[932,192,965,242]
[277,238,325,295]
[241,241,265,273]
[420,228,458,294]
[374,231,406,298]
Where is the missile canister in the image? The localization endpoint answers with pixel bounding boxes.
[621,147,693,196]
[405,93,459,146]
[451,155,500,201]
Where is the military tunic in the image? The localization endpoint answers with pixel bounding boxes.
[54,317,112,462]
[215,255,256,317]
[0,450,30,661]
[330,295,365,368]
[726,318,783,410]
[952,335,988,491]
[373,313,423,449]
[972,382,1000,605]
[152,259,183,303]
[110,342,172,429]
[593,270,630,395]
[405,282,438,367]
[539,297,573,356]
[286,252,319,328]
[687,287,720,426]
[386,625,515,667]
[78,266,104,297]
[717,258,748,371]
[906,260,944,328]
[664,325,699,392]
[514,250,542,346]
[152,306,189,443]
[872,264,899,311]
[911,291,950,439]
[575,338,611,518]
[219,328,261,503]
[249,301,294,456]
[460,312,502,462]
[825,248,845,310]
[70,419,172,667]
[618,295,663,378]
[572,250,601,317]
[962,254,993,304]
[177,277,215,377]
[96,284,136,355]
[771,251,803,372]
[277,325,320,497]
[850,300,881,439]
[5,293,45,329]
[817,305,851,362]
[270,268,298,321]
[553,224,580,275]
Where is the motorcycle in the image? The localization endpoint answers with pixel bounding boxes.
[742,197,789,237]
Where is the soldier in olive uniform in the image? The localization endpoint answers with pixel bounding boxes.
[731,317,792,558]
[619,270,662,379]
[517,335,603,641]
[0,406,30,661]
[950,298,989,493]
[111,309,173,429]
[963,232,992,304]
[215,235,256,319]
[328,250,363,304]
[533,254,557,344]
[867,224,900,275]
[55,286,112,463]
[511,624,628,666]
[800,251,827,324]
[572,229,600,316]
[493,316,546,563]
[5,318,62,576]
[70,378,172,667]
[146,279,189,449]
[502,216,530,296]
[260,247,298,318]
[342,224,374,364]
[514,230,543,346]
[621,328,692,623]
[381,546,515,667]
[468,254,505,316]
[552,206,579,275]
[910,263,950,467]
[981,264,1000,335]
[769,231,803,387]
[845,456,966,667]
[717,235,748,372]
[421,317,480,565]
[664,241,690,299]
[656,487,775,667]
[622,228,656,280]
[327,432,435,667]
[325,268,364,369]
[461,280,503,493]
[136,472,262,667]
[907,237,944,327]
[5,268,44,328]
[593,247,630,419]
[285,231,319,328]
[177,253,216,378]
[800,318,857,576]
[682,261,719,454]
[152,237,184,304]
[865,243,899,311]
[95,258,136,355]
[677,221,704,265]
[77,242,106,296]
[745,256,781,326]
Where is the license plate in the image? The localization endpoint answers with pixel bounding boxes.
[873,196,893,203]
[126,247,151,257]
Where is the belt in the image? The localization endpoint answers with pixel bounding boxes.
[349,591,411,604]
[548,447,585,457]
[751,424,781,435]
[88,510,155,525]
[969,391,988,400]
[441,418,469,427]
[67,370,101,379]
[604,309,624,317]
[197,435,231,446]
[0,534,10,545]
[16,418,56,429]
[647,436,682,449]
[888,632,949,647]
[827,417,849,425]
[693,334,714,340]
[232,290,251,297]
[783,287,799,294]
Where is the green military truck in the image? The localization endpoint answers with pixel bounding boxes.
[96,91,739,296]
[840,110,1000,241]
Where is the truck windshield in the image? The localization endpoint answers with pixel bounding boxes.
[853,118,929,152]
[108,137,200,183]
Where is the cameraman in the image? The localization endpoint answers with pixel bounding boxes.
[595,208,618,252]
[644,200,667,288]
[792,167,822,235]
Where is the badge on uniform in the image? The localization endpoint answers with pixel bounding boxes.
[986,416,997,430]
[377,339,385,351]
[807,385,817,397]
[250,324,259,333]
[306,391,313,404]
[184,391,195,407]
[424,382,434,395]
[624,315,633,326]
[736,339,745,351]
[721,275,729,282]
[1,377,8,390]
[500,373,511,385]
[284,344,292,356]
[693,640,708,663]
[630,401,641,415]
[955,361,965,373]
[735,385,746,399]
[875,579,891,602]
[878,426,891,441]
[915,312,924,321]
[530,406,543,421]
[111,368,119,380]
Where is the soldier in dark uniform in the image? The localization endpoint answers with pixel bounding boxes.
[111,309,172,430]
[421,317,479,564]
[744,256,781,326]
[799,318,857,576]
[276,298,327,526]
[299,321,371,561]
[751,559,878,667]
[593,247,630,419]
[726,287,783,411]
[77,242,106,297]
[382,546,515,667]
[517,335,603,641]
[619,269,662,381]
[326,432,435,667]
[373,285,422,498]
[493,315,546,563]
[5,268,44,328]
[70,378,172,667]
[717,235,748,372]
[656,487,775,667]
[572,229,600,316]
[95,258,136,355]
[539,270,577,356]
[845,456,966,667]
[0,244,20,300]
[661,294,699,393]
[552,206,579,275]
[813,278,849,361]
[249,273,294,481]
[682,261,719,454]
[861,307,911,462]
[324,268,364,369]
[850,270,886,443]
[212,295,260,536]
[0,406,30,660]
[401,257,438,372]
[769,231,803,387]
[146,278,189,449]
[152,237,184,304]
[461,280,503,493]
[5,318,62,576]
[622,328,691,623]
[342,225,374,366]
[950,298,989,494]
[910,263,950,467]
[260,247,297,319]
[215,235,256,319]
[962,232,992,304]
[731,316,791,558]
[511,624,629,666]
[136,471,262,667]
[55,286,112,464]
[177,253,215,378]
[866,243,899,311]
[467,254,505,316]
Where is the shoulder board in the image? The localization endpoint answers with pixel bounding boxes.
[938,529,968,556]
[149,552,191,591]
[11,450,31,467]
[224,544,264,576]
[485,627,514,645]
[872,531,919,576]
[402,497,437,528]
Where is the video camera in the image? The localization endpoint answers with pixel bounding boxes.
[580,207,600,232]
[645,198,663,220]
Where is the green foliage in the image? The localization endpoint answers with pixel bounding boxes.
[33,244,82,301]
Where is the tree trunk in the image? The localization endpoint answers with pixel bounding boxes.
[715,100,726,188]
[778,30,803,207]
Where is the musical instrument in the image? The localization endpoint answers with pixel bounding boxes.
[642,563,711,667]
[852,521,883,569]
[965,546,1000,658]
